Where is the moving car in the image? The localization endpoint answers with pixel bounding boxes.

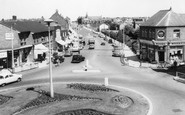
[0,69,22,87]
[71,55,85,63]
[88,38,95,49]
[101,42,106,46]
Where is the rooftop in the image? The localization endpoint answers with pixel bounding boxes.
[141,8,185,27]
[0,20,48,33]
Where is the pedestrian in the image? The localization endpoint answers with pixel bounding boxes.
[173,60,177,72]
[43,53,46,60]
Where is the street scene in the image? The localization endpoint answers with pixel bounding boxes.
[0,0,185,115]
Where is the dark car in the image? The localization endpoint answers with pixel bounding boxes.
[101,42,106,46]
[108,39,113,44]
[71,55,85,63]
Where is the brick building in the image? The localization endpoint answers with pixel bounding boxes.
[50,10,69,52]
[0,18,52,69]
[139,8,185,64]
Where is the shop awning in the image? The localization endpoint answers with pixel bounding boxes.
[34,44,48,54]
[56,40,67,45]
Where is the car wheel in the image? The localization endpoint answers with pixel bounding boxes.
[1,83,6,87]
[17,78,22,82]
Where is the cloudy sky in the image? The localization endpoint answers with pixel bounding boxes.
[0,0,185,21]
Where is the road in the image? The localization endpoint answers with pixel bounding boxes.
[1,27,185,115]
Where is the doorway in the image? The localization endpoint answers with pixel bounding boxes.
[158,51,165,62]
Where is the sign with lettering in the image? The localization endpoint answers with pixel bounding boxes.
[157,30,165,39]
[0,52,7,58]
[5,33,14,40]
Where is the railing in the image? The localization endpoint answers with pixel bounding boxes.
[176,71,185,78]
[157,61,171,68]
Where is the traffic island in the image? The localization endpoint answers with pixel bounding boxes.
[0,83,150,115]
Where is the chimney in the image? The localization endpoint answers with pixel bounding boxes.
[12,15,17,20]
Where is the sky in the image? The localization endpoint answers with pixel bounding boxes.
[0,0,185,21]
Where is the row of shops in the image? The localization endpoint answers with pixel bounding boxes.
[140,40,185,65]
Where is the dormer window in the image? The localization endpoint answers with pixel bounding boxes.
[173,29,180,38]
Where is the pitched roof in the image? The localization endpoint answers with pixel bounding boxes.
[141,8,185,27]
[50,10,68,29]
[0,20,48,33]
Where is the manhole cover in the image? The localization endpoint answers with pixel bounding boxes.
[172,109,182,113]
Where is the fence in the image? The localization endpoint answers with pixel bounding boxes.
[176,71,185,78]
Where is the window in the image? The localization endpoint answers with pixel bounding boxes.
[173,29,180,38]
[142,30,144,37]
[149,29,151,38]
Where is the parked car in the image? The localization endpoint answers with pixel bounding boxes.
[112,46,123,57]
[108,39,113,44]
[0,69,22,87]
[71,55,85,63]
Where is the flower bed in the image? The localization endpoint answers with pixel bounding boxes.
[55,108,112,115]
[13,89,102,115]
[0,94,13,105]
[67,83,119,92]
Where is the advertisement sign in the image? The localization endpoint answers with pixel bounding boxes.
[157,30,165,39]
[0,52,7,58]
[5,33,14,40]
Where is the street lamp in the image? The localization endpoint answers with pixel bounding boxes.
[45,19,54,98]
[11,26,14,72]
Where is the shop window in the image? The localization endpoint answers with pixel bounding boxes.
[152,31,155,38]
[144,30,147,38]
[149,30,151,38]
[173,29,180,38]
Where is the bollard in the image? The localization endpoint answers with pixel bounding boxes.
[86,60,89,67]
[104,77,109,86]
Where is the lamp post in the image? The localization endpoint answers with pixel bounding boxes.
[5,26,14,71]
[11,26,14,72]
[45,19,54,98]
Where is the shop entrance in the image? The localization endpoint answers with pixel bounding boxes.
[158,51,165,62]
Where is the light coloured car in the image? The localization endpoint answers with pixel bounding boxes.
[0,69,22,87]
[71,45,80,52]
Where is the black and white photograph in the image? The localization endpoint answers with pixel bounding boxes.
[0,0,185,115]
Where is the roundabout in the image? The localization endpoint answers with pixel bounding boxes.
[0,83,150,115]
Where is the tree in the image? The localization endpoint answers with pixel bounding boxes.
[77,17,83,25]
[124,24,140,40]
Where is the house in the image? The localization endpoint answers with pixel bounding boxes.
[99,23,109,32]
[139,8,185,64]
[50,10,69,52]
[0,17,51,70]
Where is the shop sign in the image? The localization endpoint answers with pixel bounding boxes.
[5,33,14,40]
[0,52,7,58]
[157,30,165,39]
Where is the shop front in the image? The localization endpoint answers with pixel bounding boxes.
[169,46,183,64]
[0,51,8,69]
